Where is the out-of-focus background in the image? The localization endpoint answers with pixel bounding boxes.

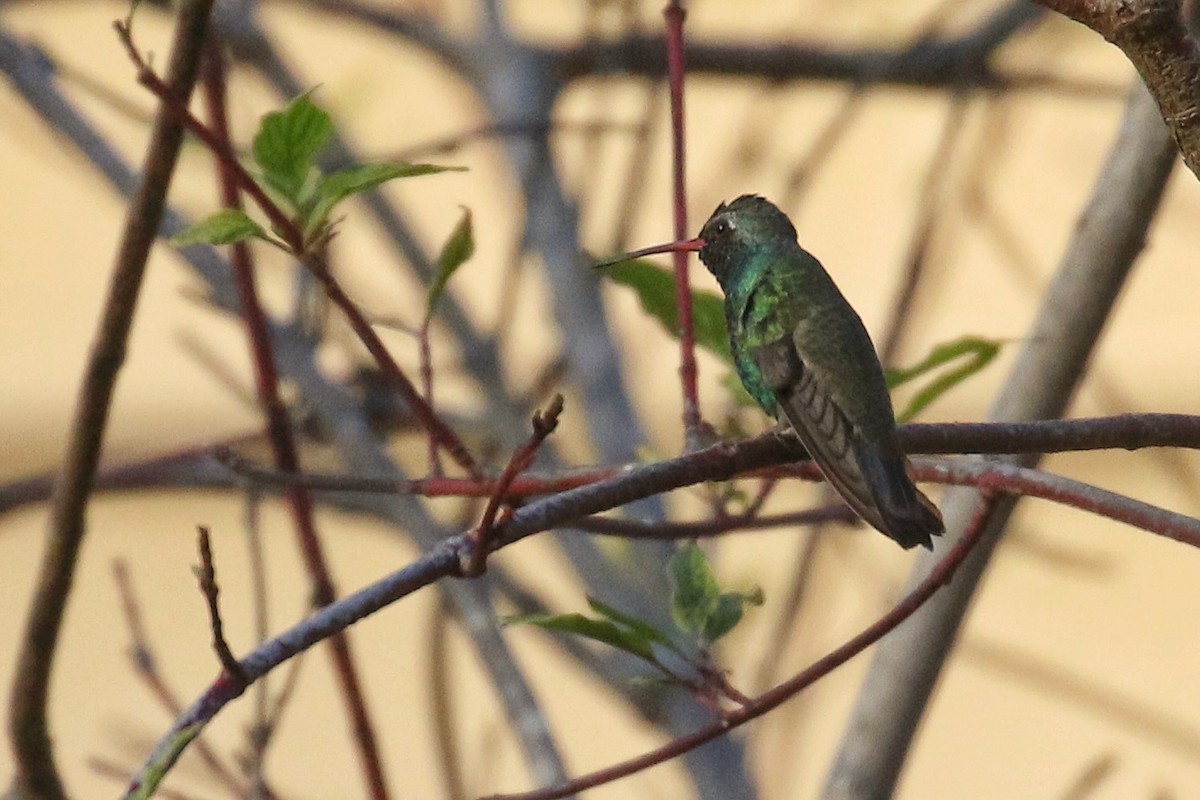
[3,1,1200,799]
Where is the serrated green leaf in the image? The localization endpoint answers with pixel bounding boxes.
[308,162,467,235]
[252,92,333,205]
[426,208,474,320]
[886,336,1003,422]
[668,544,720,637]
[503,612,657,663]
[170,209,266,247]
[604,259,731,362]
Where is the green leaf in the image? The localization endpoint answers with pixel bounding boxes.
[886,336,1003,422]
[170,209,267,247]
[252,92,333,205]
[604,259,731,362]
[702,588,764,645]
[425,207,474,320]
[308,162,467,235]
[668,544,720,637]
[503,612,656,663]
[587,596,683,656]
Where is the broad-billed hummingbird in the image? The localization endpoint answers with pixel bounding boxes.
[619,195,943,549]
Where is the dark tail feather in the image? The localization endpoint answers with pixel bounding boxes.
[855,442,944,550]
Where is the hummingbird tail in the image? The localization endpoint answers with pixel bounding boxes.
[753,336,944,550]
[854,445,944,549]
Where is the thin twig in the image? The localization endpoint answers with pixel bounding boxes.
[199,41,392,800]
[7,5,217,799]
[479,497,996,800]
[115,21,482,481]
[662,0,701,442]
[112,562,251,796]
[571,505,857,538]
[194,527,248,683]
[464,395,565,576]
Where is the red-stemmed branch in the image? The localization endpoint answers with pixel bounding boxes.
[114,20,482,481]
[478,497,996,800]
[462,394,565,577]
[663,0,703,443]
[199,43,392,800]
[121,421,1200,799]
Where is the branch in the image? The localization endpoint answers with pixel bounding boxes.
[464,395,565,576]
[7,5,217,799]
[821,79,1179,800]
[123,421,1200,799]
[112,562,253,797]
[215,413,1200,498]
[199,43,391,800]
[193,527,247,683]
[115,23,483,480]
[663,0,702,441]
[480,500,996,800]
[1034,0,1200,180]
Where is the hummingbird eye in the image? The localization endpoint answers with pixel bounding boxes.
[713,219,733,236]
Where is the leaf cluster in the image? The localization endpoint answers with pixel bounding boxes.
[173,93,463,251]
[506,544,760,695]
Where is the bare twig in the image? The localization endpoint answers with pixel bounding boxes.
[194,527,247,683]
[7,5,217,799]
[662,0,702,441]
[463,395,565,576]
[572,504,857,538]
[112,562,251,797]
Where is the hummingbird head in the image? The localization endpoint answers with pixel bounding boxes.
[698,195,798,291]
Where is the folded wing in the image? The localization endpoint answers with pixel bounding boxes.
[752,337,943,549]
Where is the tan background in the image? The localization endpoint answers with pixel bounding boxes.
[3,1,1200,798]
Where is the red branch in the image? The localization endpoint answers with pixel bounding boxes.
[199,43,391,800]
[481,497,993,800]
[663,0,702,441]
[116,21,481,480]
[463,395,565,577]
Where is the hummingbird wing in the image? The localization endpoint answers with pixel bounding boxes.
[752,336,943,549]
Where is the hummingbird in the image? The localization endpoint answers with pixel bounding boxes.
[618,195,943,549]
